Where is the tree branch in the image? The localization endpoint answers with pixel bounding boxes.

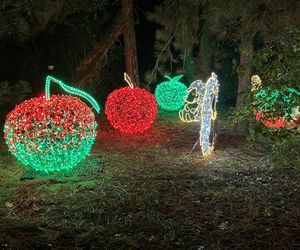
[76,13,125,88]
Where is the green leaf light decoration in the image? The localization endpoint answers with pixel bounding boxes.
[45,76,100,113]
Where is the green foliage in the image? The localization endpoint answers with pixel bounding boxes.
[145,0,199,85]
[251,28,300,121]
[0,81,11,106]
[229,84,300,167]
[230,28,300,115]
[252,28,300,86]
[199,0,300,44]
[228,28,300,168]
[228,104,253,127]
[229,100,299,168]
[0,80,31,107]
[0,0,112,96]
[198,0,300,110]
[249,125,300,168]
[265,131,300,168]
[0,0,91,41]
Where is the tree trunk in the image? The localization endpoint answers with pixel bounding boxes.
[122,0,139,87]
[76,13,125,88]
[236,39,253,107]
[234,38,253,135]
[198,22,214,80]
[76,0,139,88]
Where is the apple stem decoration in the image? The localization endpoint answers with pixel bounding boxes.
[45,76,100,112]
[155,75,188,111]
[124,72,135,89]
[4,76,100,174]
[105,73,158,134]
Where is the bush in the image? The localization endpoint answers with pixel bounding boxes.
[228,28,300,168]
[0,80,31,107]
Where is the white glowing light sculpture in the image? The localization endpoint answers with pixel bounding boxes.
[179,73,219,157]
[179,79,206,122]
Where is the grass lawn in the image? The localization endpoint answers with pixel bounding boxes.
[0,110,299,249]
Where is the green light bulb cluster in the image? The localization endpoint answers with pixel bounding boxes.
[45,76,100,113]
[4,76,100,174]
[155,75,188,111]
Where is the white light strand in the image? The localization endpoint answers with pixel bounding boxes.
[180,73,219,157]
[124,73,134,89]
[179,80,206,122]
[199,73,219,157]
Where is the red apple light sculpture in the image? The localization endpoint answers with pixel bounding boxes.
[4,76,100,173]
[105,73,158,133]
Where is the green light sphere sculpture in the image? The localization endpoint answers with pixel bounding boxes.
[4,76,100,173]
[155,75,187,111]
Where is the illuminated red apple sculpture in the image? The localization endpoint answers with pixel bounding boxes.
[105,73,158,133]
[4,76,100,173]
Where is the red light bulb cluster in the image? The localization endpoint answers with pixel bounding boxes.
[6,95,96,141]
[4,95,98,173]
[255,111,287,129]
[105,86,158,134]
[4,76,100,173]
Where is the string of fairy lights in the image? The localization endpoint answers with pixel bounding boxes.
[155,75,187,111]
[105,73,158,133]
[5,68,299,175]
[179,79,206,122]
[4,72,221,174]
[198,73,219,157]
[251,74,300,129]
[180,73,219,157]
[4,76,99,173]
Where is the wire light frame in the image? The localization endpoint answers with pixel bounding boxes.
[180,73,219,157]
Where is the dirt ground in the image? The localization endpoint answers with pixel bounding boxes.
[0,111,299,249]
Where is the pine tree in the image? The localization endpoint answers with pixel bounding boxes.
[198,0,300,108]
[145,0,200,85]
[0,0,90,41]
[76,0,139,88]
[198,0,300,134]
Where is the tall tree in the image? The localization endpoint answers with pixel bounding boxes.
[122,0,139,86]
[198,0,300,107]
[0,0,90,41]
[145,0,200,85]
[198,0,300,134]
[0,0,100,85]
[76,0,139,87]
